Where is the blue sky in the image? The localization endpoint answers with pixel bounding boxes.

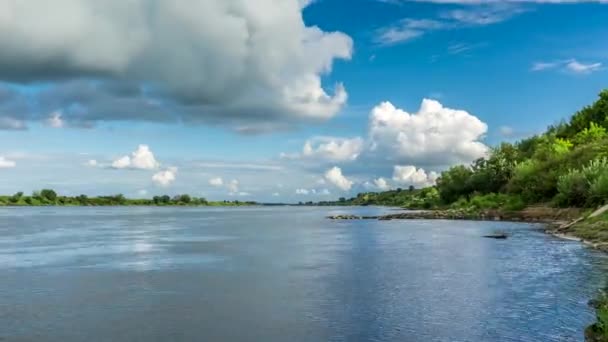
[0,0,606,202]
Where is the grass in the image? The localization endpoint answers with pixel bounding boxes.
[565,212,608,243]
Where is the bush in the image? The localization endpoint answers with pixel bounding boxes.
[556,170,589,207]
[556,157,608,207]
[590,172,608,206]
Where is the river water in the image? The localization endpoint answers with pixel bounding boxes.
[1,206,607,341]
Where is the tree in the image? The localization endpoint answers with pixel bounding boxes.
[436,165,473,203]
[9,192,23,203]
[175,194,191,204]
[40,189,57,202]
[574,122,607,145]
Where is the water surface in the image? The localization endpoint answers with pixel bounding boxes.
[1,206,607,341]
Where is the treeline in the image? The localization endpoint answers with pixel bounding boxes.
[329,90,608,211]
[0,189,257,207]
[436,90,608,210]
[315,186,440,209]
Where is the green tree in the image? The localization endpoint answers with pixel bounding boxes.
[40,189,58,202]
[9,191,23,203]
[436,165,474,203]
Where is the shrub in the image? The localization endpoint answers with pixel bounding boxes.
[556,170,589,207]
[590,172,608,206]
[556,157,608,207]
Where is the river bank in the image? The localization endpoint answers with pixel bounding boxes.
[328,205,608,250]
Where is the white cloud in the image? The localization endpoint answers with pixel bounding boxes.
[324,166,353,191]
[227,179,239,194]
[532,59,603,74]
[375,19,443,45]
[152,167,177,187]
[209,177,224,187]
[531,61,561,71]
[369,99,488,166]
[112,145,159,170]
[0,156,16,168]
[375,5,524,45]
[566,60,602,74]
[303,137,364,162]
[0,0,353,128]
[284,136,364,162]
[138,189,148,196]
[272,192,280,197]
[392,165,438,188]
[296,188,310,195]
[86,159,98,167]
[319,188,331,195]
[374,177,390,190]
[296,187,330,196]
[111,156,131,169]
[46,111,64,128]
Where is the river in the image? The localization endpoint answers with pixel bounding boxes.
[1,206,606,341]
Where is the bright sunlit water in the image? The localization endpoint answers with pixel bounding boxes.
[1,206,607,341]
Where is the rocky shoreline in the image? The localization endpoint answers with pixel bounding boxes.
[327,207,582,226]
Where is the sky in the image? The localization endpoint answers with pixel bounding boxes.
[0,0,606,202]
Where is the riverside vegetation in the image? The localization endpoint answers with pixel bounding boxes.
[323,90,608,241]
[0,190,257,207]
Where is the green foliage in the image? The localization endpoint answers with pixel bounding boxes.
[467,143,519,195]
[586,288,608,341]
[591,173,608,206]
[561,89,608,139]
[436,165,474,203]
[451,193,525,212]
[574,122,607,145]
[556,169,589,207]
[319,186,441,209]
[40,189,58,202]
[0,189,255,207]
[557,158,608,207]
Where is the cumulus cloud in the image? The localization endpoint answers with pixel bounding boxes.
[0,0,353,130]
[112,145,159,170]
[152,167,177,187]
[369,99,488,166]
[324,166,353,191]
[209,177,224,187]
[373,177,391,190]
[208,177,244,194]
[283,136,364,162]
[364,177,392,191]
[0,156,16,168]
[392,165,438,188]
[46,111,64,128]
